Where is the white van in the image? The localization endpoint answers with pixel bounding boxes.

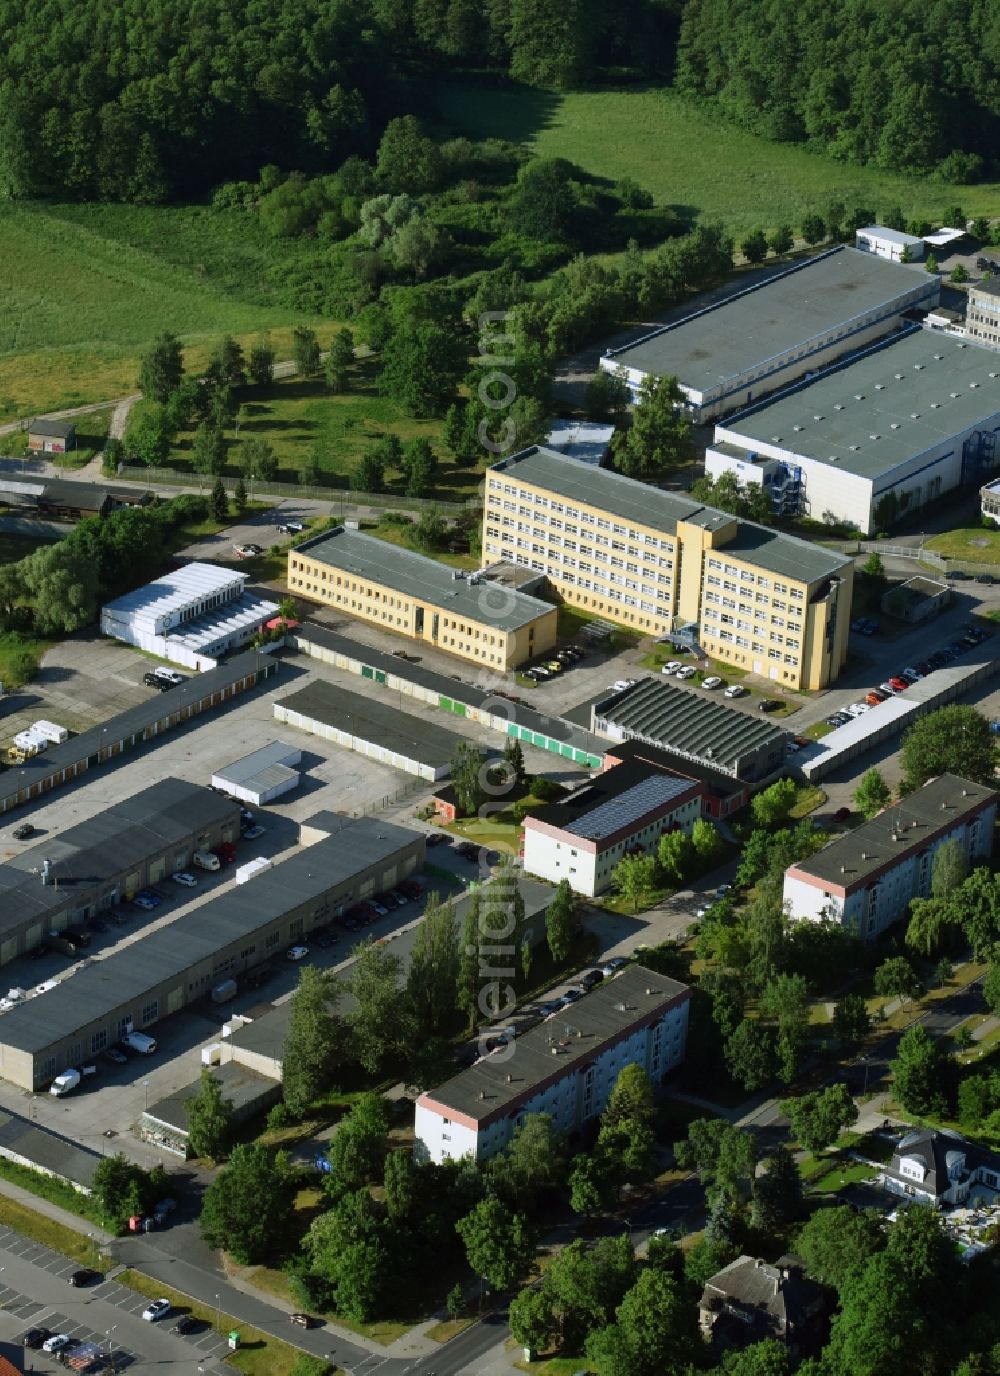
[192,850,221,872]
[123,1031,157,1055]
[50,1069,81,1097]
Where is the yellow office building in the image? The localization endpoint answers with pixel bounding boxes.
[483,447,853,690]
[287,526,557,671]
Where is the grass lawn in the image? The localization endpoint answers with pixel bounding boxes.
[3,407,115,468]
[806,1158,877,1194]
[432,81,1000,237]
[0,202,327,418]
[0,1195,101,1266]
[116,1269,329,1376]
[0,629,55,689]
[147,371,476,500]
[924,527,1000,564]
[364,517,479,570]
[788,783,827,819]
[238,1262,413,1347]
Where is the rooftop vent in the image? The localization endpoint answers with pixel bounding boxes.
[970,382,979,388]
[861,850,868,860]
[849,444,860,451]
[911,413,921,419]
[951,392,960,398]
[869,434,881,441]
[793,424,803,432]
[834,403,844,411]
[894,373,904,380]
[890,423,900,430]
[933,354,943,361]
[931,402,940,409]
[914,363,924,370]
[854,394,865,401]
[814,415,824,421]
[771,436,782,443]
[958,342,968,348]
[828,455,839,462]
[990,372,998,379]
[875,383,885,390]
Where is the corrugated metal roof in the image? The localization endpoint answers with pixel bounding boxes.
[594,677,787,772]
[102,561,246,622]
[276,680,466,768]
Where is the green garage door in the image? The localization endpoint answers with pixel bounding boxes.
[362,665,374,680]
[375,670,386,685]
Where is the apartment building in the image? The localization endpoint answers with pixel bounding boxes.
[966,276,1000,351]
[287,527,557,671]
[484,446,853,690]
[414,965,690,1163]
[782,773,997,941]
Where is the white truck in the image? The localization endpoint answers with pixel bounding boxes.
[31,719,69,745]
[123,1031,157,1054]
[192,849,221,872]
[50,1068,81,1097]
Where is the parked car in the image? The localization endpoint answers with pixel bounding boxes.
[558,987,585,1007]
[601,957,628,978]
[397,877,423,899]
[544,660,564,673]
[757,699,780,712]
[389,890,409,907]
[172,1316,202,1334]
[242,824,266,841]
[21,1328,50,1349]
[286,945,309,962]
[660,661,682,676]
[142,1299,172,1323]
[724,684,748,698]
[946,569,970,580]
[888,676,909,692]
[865,691,887,707]
[133,895,158,911]
[11,822,35,840]
[579,969,603,991]
[69,1269,100,1287]
[701,676,722,690]
[42,1334,73,1353]
[832,807,852,823]
[878,682,899,696]
[675,665,697,680]
[171,871,197,887]
[289,1314,319,1328]
[277,521,304,534]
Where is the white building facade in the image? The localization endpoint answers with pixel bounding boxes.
[522,767,703,897]
[855,226,926,262]
[705,333,1000,534]
[783,774,997,941]
[414,967,690,1163]
[101,562,278,671]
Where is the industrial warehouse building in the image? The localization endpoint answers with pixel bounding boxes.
[592,677,788,782]
[0,650,277,818]
[415,965,691,1163]
[854,225,926,263]
[27,419,76,453]
[598,247,937,421]
[522,761,703,896]
[274,680,468,781]
[210,741,302,805]
[600,739,748,819]
[101,562,278,671]
[705,331,1000,534]
[0,814,425,1090]
[783,774,997,941]
[292,624,607,768]
[485,446,853,691]
[287,526,558,671]
[0,779,240,965]
[0,475,151,520]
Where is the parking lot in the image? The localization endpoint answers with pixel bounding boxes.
[0,1223,225,1374]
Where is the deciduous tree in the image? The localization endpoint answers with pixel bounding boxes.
[900,706,996,790]
[282,966,344,1118]
[891,1024,947,1117]
[456,1196,535,1291]
[139,332,183,402]
[854,767,891,819]
[618,374,691,477]
[349,939,409,1076]
[612,854,657,912]
[200,1143,295,1264]
[186,1069,234,1159]
[783,1082,858,1153]
[545,879,575,963]
[292,326,321,378]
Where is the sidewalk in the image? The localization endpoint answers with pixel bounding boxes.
[0,1175,115,1247]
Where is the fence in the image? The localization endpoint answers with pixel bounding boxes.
[346,777,425,817]
[117,465,478,514]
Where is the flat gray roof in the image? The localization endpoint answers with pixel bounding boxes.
[145,1062,279,1133]
[28,419,76,438]
[603,247,931,391]
[293,526,554,632]
[0,1108,100,1188]
[858,226,923,247]
[972,276,1000,300]
[293,624,608,764]
[493,446,851,585]
[0,816,421,1054]
[0,779,240,934]
[791,773,997,888]
[529,761,696,842]
[421,964,689,1123]
[594,677,787,772]
[723,332,1000,482]
[276,680,467,769]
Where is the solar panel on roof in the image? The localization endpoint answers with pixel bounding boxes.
[565,774,690,840]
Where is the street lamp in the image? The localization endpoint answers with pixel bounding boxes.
[215,1293,221,1332]
[143,1078,150,1113]
[861,1056,871,1096]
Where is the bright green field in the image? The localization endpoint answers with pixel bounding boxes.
[0,203,325,417]
[433,82,1000,235]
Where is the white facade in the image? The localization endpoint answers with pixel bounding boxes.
[706,335,1000,534]
[783,777,997,941]
[521,772,702,897]
[211,741,302,805]
[855,226,926,263]
[415,968,690,1163]
[101,562,278,670]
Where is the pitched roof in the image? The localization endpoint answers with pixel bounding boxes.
[700,1254,824,1334]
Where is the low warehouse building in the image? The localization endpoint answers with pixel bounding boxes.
[101,562,278,670]
[0,650,277,818]
[415,965,691,1163]
[0,814,425,1090]
[592,677,788,782]
[705,331,1000,534]
[880,575,951,624]
[274,680,469,781]
[854,225,926,263]
[0,779,240,966]
[287,526,558,671]
[599,247,936,421]
[27,419,76,453]
[522,762,704,896]
[210,741,302,805]
[140,1062,281,1157]
[0,476,151,520]
[783,773,997,941]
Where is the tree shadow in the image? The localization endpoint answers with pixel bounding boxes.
[429,76,563,146]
